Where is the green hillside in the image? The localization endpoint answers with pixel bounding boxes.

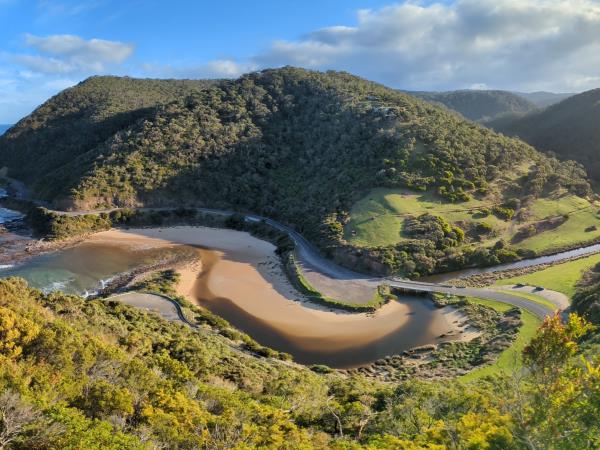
[0,67,593,276]
[345,187,600,256]
[0,76,214,189]
[409,89,537,122]
[0,277,597,449]
[493,88,600,182]
[513,91,574,108]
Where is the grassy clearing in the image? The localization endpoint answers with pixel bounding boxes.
[496,253,600,297]
[514,195,600,252]
[344,187,507,247]
[345,187,600,254]
[460,297,541,381]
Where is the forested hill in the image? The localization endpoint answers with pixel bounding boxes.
[493,88,600,182]
[513,91,574,108]
[408,89,537,122]
[0,76,214,185]
[0,67,592,275]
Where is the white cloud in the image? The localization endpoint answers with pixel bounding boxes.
[0,33,133,122]
[15,34,133,74]
[248,0,600,92]
[142,59,256,79]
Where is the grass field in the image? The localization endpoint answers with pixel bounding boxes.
[344,187,507,247]
[344,187,600,253]
[513,195,600,252]
[460,297,541,381]
[496,253,600,297]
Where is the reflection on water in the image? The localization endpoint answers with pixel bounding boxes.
[1,243,194,296]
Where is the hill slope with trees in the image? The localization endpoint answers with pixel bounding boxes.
[0,277,598,449]
[492,88,600,182]
[408,89,537,122]
[513,91,574,108]
[0,68,593,276]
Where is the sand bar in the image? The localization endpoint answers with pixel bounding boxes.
[89,226,473,365]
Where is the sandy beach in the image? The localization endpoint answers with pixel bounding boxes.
[89,226,476,364]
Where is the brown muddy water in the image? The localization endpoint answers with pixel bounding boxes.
[1,228,470,368]
[197,288,464,368]
[185,246,468,369]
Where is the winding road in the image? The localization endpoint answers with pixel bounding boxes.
[61,207,570,319]
[0,175,583,320]
[246,213,568,319]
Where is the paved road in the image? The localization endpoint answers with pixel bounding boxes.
[245,213,564,319]
[59,206,563,320]
[0,175,572,320]
[105,291,198,327]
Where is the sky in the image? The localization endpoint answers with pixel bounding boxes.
[2,0,600,122]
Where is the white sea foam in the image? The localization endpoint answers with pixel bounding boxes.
[99,275,117,289]
[41,279,73,294]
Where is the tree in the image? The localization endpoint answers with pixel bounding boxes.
[0,390,40,449]
[523,312,594,382]
[0,306,40,358]
[518,313,599,449]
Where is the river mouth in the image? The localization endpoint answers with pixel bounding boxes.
[1,226,473,368]
[0,241,196,296]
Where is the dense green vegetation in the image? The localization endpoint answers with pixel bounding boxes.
[0,277,597,448]
[461,298,541,381]
[572,261,600,325]
[0,77,214,199]
[0,67,592,276]
[408,89,537,122]
[492,88,600,182]
[25,207,226,240]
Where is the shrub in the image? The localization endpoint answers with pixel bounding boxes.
[492,206,515,221]
[474,222,494,235]
[310,364,334,374]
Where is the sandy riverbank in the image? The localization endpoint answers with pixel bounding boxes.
[89,226,476,364]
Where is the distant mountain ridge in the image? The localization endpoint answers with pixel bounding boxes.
[492,88,600,182]
[512,91,574,108]
[0,124,11,135]
[407,89,537,122]
[407,89,575,122]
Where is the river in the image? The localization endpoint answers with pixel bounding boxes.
[423,243,600,283]
[0,226,475,368]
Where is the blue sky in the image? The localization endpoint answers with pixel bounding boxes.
[2,0,600,122]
